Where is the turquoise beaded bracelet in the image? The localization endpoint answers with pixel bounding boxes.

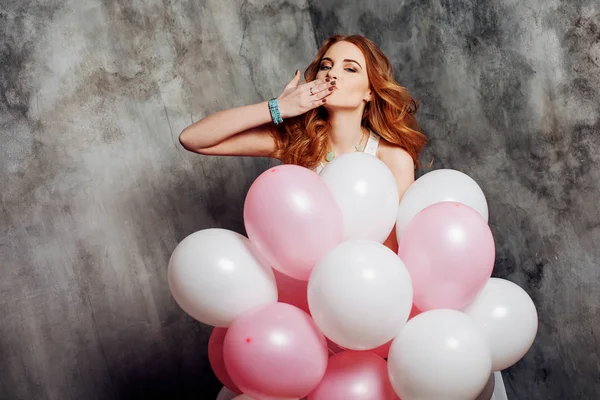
[268,98,283,125]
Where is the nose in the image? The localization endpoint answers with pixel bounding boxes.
[326,71,338,80]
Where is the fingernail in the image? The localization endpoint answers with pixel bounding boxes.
[325,77,330,82]
[322,98,327,103]
[331,80,336,85]
[329,87,334,91]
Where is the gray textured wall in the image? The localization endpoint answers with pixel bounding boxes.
[306,1,599,398]
[1,0,598,399]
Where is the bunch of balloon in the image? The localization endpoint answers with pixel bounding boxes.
[167,163,344,400]
[389,168,539,400]
[167,152,538,400]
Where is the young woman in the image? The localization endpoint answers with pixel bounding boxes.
[179,35,428,252]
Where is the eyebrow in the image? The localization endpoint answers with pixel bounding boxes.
[321,57,362,69]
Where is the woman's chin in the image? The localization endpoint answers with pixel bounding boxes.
[322,99,361,111]
[323,95,343,109]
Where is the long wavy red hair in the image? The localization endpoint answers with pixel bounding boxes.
[269,35,428,171]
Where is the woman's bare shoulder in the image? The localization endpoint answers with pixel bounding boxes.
[376,139,414,171]
[376,139,416,198]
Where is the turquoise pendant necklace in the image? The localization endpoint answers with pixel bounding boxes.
[326,129,366,162]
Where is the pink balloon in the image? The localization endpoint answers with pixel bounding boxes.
[223,303,328,400]
[308,351,399,400]
[208,328,242,394]
[328,340,392,359]
[244,165,343,280]
[367,341,392,358]
[408,304,422,320]
[398,202,495,311]
[327,338,345,356]
[273,269,310,315]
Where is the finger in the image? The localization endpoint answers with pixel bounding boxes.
[306,79,335,98]
[285,70,302,89]
[305,78,329,89]
[310,80,336,96]
[300,79,323,93]
[308,89,334,107]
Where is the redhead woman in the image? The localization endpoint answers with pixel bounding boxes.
[179,35,428,252]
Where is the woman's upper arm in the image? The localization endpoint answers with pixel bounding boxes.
[378,144,416,200]
[183,124,278,158]
[379,144,415,253]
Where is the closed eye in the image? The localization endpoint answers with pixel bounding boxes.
[319,65,357,72]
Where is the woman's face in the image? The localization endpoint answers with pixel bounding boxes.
[315,41,372,110]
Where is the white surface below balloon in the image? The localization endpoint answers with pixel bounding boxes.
[462,278,539,371]
[216,386,238,400]
[387,309,492,400]
[396,169,489,241]
[168,228,277,327]
[308,240,413,350]
[319,152,399,243]
[231,394,302,400]
[491,372,509,400]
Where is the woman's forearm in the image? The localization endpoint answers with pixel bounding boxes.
[179,100,274,151]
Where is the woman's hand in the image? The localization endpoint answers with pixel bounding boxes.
[276,70,337,119]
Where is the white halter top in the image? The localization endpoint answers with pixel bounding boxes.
[313,130,380,174]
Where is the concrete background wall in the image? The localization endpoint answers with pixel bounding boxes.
[1,0,598,399]
[307,0,600,397]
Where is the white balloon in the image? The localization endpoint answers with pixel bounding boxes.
[388,309,492,400]
[168,228,277,327]
[216,386,238,400]
[474,373,495,400]
[396,169,488,241]
[462,278,538,371]
[307,240,413,350]
[319,152,399,243]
